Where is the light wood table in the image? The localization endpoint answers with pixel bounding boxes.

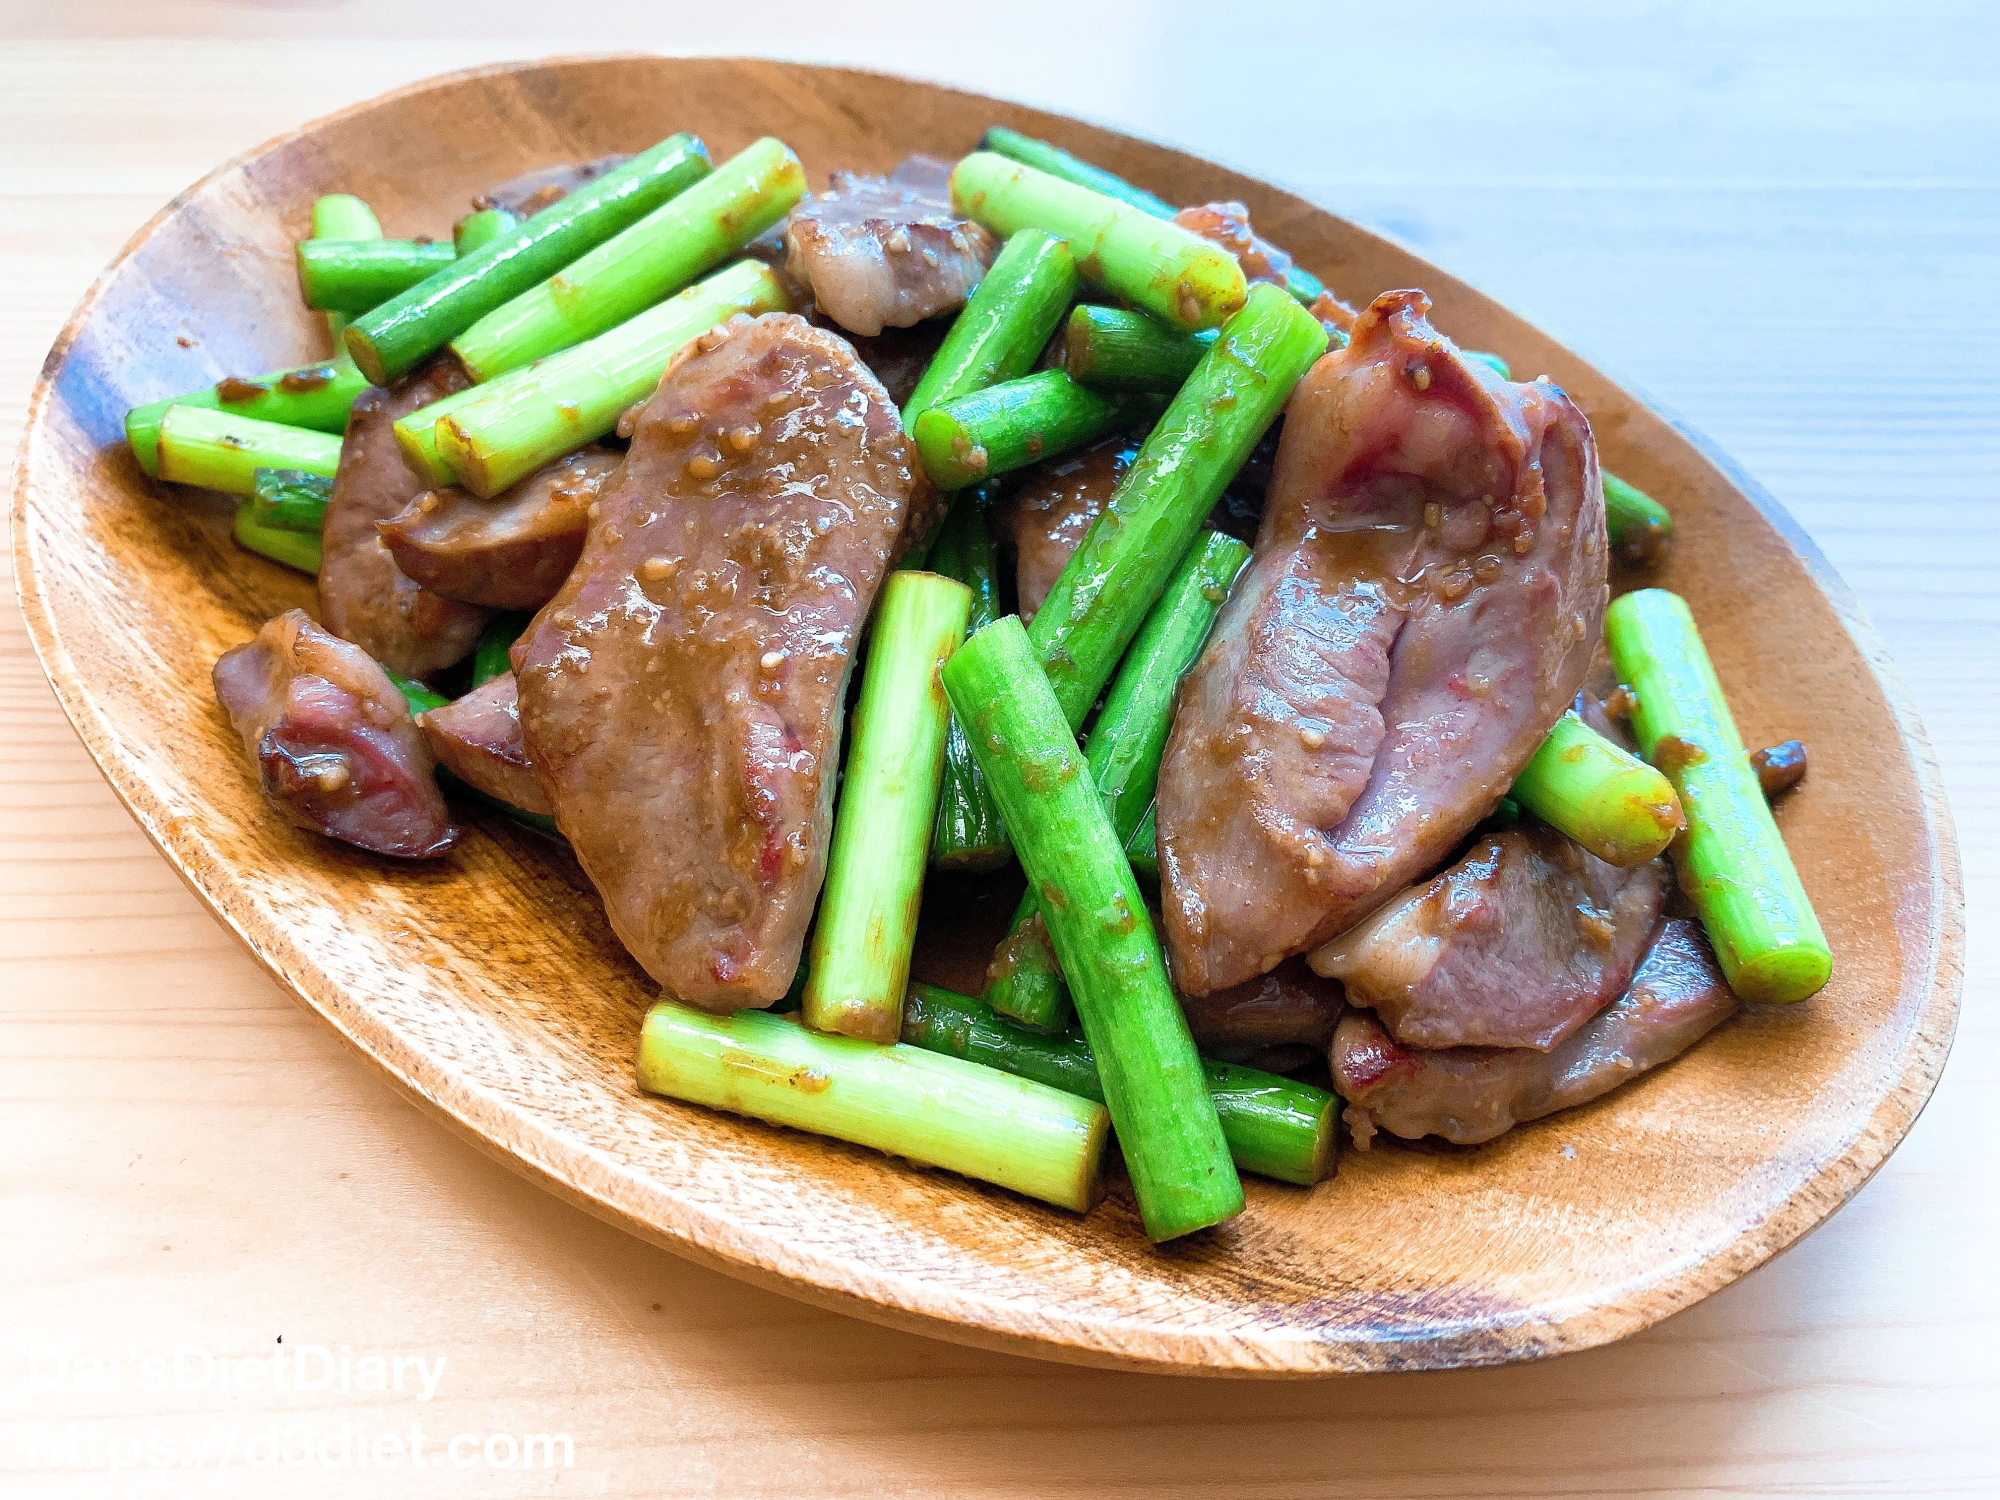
[4,6,1995,1495]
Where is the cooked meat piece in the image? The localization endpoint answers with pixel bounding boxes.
[1172,200,1295,290]
[473,152,631,217]
[1310,824,1669,1050]
[516,313,925,1008]
[1179,957,1344,1053]
[320,358,491,677]
[1307,289,1360,340]
[212,608,456,858]
[842,319,950,407]
[1752,739,1808,798]
[1157,289,1606,995]
[998,435,1139,621]
[377,446,619,610]
[784,155,998,336]
[1332,919,1738,1146]
[417,671,552,817]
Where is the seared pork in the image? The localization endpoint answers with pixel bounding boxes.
[844,320,951,408]
[516,312,927,1008]
[1332,919,1738,1145]
[1178,957,1344,1067]
[998,435,1139,621]
[213,609,456,858]
[1157,289,1605,994]
[378,446,619,610]
[417,672,552,817]
[784,156,997,336]
[1310,824,1669,1050]
[320,359,491,677]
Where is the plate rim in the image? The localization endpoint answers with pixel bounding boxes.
[9,51,1966,1378]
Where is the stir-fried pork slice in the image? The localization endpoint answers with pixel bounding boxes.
[1179,957,1344,1055]
[1158,289,1606,995]
[784,155,998,337]
[998,435,1139,621]
[378,446,619,610]
[213,608,456,858]
[843,319,951,407]
[516,313,925,1008]
[416,671,552,818]
[473,152,631,217]
[1333,919,1737,1146]
[1310,824,1669,1050]
[320,358,491,677]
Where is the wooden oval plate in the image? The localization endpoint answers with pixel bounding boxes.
[11,55,1962,1376]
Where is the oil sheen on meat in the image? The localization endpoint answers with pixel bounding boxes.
[515,313,927,1009]
[1157,289,1605,995]
[213,608,456,857]
[1332,919,1738,1145]
[1311,824,1669,1051]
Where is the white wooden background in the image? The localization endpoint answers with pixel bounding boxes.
[3,2,1995,1494]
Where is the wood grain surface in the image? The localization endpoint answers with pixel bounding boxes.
[3,3,1996,1494]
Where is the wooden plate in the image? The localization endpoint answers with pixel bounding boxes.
[10,55,1962,1376]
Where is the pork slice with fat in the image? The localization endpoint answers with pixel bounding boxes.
[784,155,998,337]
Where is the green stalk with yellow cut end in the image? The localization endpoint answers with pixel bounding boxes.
[976,125,1326,305]
[804,571,972,1043]
[433,260,789,496]
[951,152,1247,333]
[392,379,501,489]
[157,406,341,494]
[1605,589,1831,1003]
[450,137,805,382]
[1511,712,1684,866]
[1064,304,1215,391]
[911,370,1136,491]
[637,1001,1109,1213]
